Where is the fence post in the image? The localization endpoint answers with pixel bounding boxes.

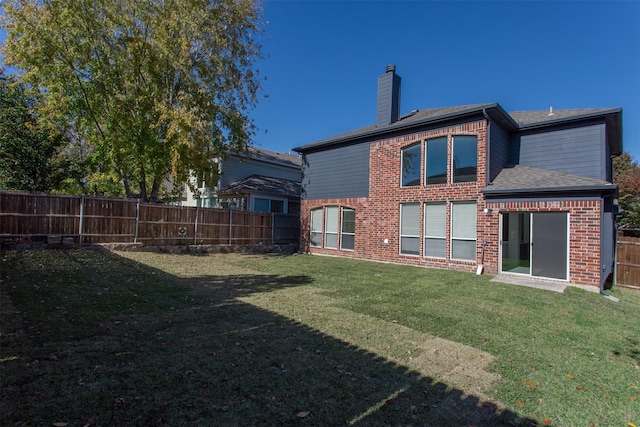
[48,194,53,235]
[271,212,275,245]
[228,209,233,245]
[194,207,199,245]
[78,196,85,244]
[134,199,140,243]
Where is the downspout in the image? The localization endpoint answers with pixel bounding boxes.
[602,195,619,302]
[482,108,491,185]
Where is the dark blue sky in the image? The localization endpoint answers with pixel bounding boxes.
[252,0,640,161]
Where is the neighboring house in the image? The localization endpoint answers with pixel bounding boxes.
[181,147,302,214]
[293,65,622,290]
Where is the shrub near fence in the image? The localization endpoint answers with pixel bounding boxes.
[0,191,298,247]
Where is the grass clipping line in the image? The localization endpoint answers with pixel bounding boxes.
[239,285,501,403]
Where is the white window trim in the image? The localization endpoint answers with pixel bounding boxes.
[400,203,420,256]
[450,201,477,261]
[340,207,355,251]
[424,202,446,259]
[425,136,448,186]
[310,208,323,248]
[451,135,478,184]
[324,206,339,249]
[400,142,422,188]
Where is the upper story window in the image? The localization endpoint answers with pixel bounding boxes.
[425,137,448,185]
[401,143,421,187]
[452,136,477,183]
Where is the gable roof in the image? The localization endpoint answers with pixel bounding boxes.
[218,174,301,198]
[294,103,516,152]
[482,165,617,196]
[294,104,622,155]
[235,147,302,169]
[510,108,621,128]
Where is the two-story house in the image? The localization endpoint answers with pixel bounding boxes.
[293,65,622,290]
[181,147,302,214]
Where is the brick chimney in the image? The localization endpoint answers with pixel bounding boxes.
[376,65,401,127]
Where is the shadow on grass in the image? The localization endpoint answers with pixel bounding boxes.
[0,249,537,426]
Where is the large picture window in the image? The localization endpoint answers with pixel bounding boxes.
[424,202,446,258]
[401,143,421,187]
[452,136,477,183]
[324,206,339,249]
[425,137,448,185]
[310,208,323,247]
[451,201,477,260]
[400,203,420,255]
[341,208,355,250]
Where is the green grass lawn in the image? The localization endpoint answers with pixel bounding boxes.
[1,249,638,426]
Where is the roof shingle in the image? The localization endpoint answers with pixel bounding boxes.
[483,165,616,195]
[218,174,301,198]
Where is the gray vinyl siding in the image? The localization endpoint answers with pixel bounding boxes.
[301,143,371,200]
[515,123,606,181]
[219,157,301,188]
[489,122,511,183]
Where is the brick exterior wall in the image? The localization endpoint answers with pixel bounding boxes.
[300,119,604,288]
[485,199,603,286]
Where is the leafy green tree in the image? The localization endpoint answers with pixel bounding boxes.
[613,152,640,229]
[0,73,71,192]
[2,0,263,201]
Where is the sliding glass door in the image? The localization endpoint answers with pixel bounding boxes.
[500,212,568,280]
[501,213,531,275]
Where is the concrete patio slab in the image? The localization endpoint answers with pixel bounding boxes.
[490,275,568,293]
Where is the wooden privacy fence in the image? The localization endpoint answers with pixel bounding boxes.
[617,234,640,288]
[0,191,299,246]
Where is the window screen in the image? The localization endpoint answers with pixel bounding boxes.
[310,208,323,247]
[424,202,446,258]
[324,206,338,249]
[400,203,420,255]
[341,208,355,250]
[451,201,476,260]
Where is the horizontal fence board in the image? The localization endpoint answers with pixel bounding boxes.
[1,191,299,248]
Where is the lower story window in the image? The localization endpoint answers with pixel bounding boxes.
[400,203,420,255]
[424,202,446,258]
[341,208,355,250]
[324,206,339,249]
[310,208,323,247]
[451,201,477,260]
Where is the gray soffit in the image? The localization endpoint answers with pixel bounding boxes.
[293,103,517,152]
[218,174,301,198]
[482,165,617,196]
